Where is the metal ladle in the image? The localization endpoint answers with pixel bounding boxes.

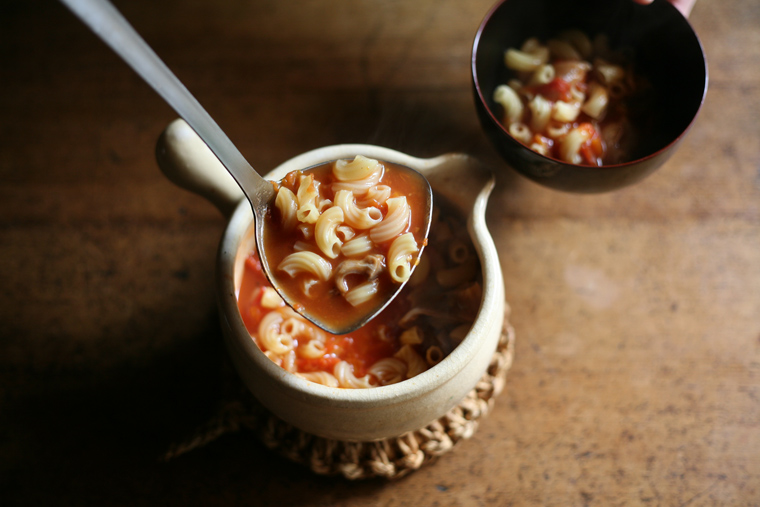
[59,0,432,335]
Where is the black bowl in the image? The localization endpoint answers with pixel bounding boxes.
[472,0,708,193]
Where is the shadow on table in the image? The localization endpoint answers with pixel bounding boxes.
[0,90,523,506]
[1,310,398,506]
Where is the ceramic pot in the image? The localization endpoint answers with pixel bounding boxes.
[156,119,506,441]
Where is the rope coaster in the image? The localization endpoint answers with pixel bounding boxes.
[165,305,515,480]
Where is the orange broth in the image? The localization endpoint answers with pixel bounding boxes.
[238,194,483,386]
[238,251,407,377]
[262,160,429,332]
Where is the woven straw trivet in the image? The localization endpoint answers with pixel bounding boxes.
[164,305,515,480]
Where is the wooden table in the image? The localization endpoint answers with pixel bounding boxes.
[2,0,758,504]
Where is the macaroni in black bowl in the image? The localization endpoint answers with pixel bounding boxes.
[472,0,707,192]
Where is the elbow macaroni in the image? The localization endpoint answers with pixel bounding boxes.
[387,233,419,283]
[315,206,345,259]
[370,196,411,244]
[278,251,332,282]
[494,29,643,166]
[493,85,524,125]
[240,193,482,389]
[296,174,321,224]
[266,156,426,321]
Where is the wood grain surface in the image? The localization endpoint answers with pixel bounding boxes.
[1,0,758,505]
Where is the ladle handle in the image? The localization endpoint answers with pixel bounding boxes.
[59,0,274,206]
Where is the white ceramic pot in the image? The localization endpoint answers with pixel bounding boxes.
[156,119,505,441]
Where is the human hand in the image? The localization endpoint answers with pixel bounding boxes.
[633,0,696,17]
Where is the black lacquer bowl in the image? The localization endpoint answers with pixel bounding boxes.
[472,0,708,193]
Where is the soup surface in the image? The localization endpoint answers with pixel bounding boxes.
[493,29,650,165]
[263,156,429,332]
[239,196,481,388]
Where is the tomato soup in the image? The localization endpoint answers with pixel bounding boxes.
[238,195,481,388]
[262,156,430,333]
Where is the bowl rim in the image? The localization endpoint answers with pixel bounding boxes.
[216,144,503,409]
[471,0,709,170]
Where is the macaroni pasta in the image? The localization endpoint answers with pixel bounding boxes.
[263,156,429,333]
[493,30,648,165]
[238,195,482,388]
